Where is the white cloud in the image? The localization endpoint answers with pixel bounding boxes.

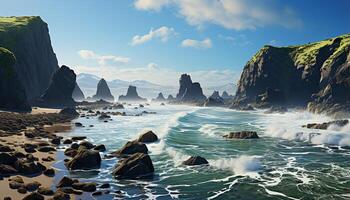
[78,50,130,65]
[134,0,302,30]
[131,26,176,46]
[134,0,171,11]
[147,62,158,70]
[218,34,252,46]
[181,38,212,49]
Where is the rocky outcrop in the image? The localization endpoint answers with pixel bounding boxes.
[38,65,76,107]
[0,47,31,111]
[233,34,350,116]
[92,78,114,102]
[0,16,59,101]
[112,153,154,179]
[118,85,146,102]
[204,91,224,107]
[223,131,259,139]
[152,92,166,102]
[137,131,158,143]
[302,119,349,130]
[175,74,206,103]
[72,83,85,101]
[183,156,208,166]
[66,148,101,170]
[111,140,148,157]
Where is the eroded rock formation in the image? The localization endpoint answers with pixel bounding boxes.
[92,78,114,102]
[118,85,146,102]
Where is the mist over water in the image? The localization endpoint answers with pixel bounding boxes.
[57,104,350,199]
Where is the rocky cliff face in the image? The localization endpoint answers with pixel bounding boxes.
[118,85,146,102]
[233,33,350,116]
[72,83,85,101]
[0,47,31,111]
[0,16,59,101]
[39,65,76,107]
[176,74,206,103]
[92,78,114,102]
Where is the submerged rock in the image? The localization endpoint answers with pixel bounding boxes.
[223,131,259,139]
[183,156,209,166]
[137,131,158,143]
[112,153,154,179]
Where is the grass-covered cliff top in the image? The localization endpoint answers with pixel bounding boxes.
[0,16,42,32]
[248,33,350,67]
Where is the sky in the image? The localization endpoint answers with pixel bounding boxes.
[0,0,349,87]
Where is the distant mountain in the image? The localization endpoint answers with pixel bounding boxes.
[76,73,236,99]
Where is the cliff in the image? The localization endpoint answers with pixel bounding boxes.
[118,85,147,102]
[233,33,350,116]
[0,47,31,111]
[0,16,59,101]
[92,78,114,102]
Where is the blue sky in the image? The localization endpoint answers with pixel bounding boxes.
[1,0,349,86]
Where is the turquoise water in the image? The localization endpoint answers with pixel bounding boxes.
[55,104,350,199]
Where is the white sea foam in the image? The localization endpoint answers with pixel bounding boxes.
[260,110,350,147]
[198,124,219,137]
[210,155,262,175]
[166,147,190,166]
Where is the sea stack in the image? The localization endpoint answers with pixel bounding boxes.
[92,78,114,102]
[0,16,59,101]
[39,65,76,107]
[118,85,147,102]
[221,91,233,100]
[175,74,206,103]
[153,92,166,102]
[72,83,85,101]
[233,34,350,116]
[0,47,31,111]
[204,91,224,107]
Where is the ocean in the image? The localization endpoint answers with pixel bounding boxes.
[54,104,350,199]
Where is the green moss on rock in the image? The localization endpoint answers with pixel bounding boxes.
[0,47,16,80]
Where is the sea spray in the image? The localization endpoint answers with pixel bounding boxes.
[209,155,262,175]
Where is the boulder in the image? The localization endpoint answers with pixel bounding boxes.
[0,152,17,165]
[93,144,106,152]
[183,156,209,166]
[111,140,148,156]
[112,153,154,178]
[59,107,79,117]
[37,187,54,195]
[13,160,42,175]
[92,78,114,102]
[118,85,147,102]
[0,164,17,174]
[137,131,158,143]
[22,192,44,200]
[39,65,76,107]
[66,148,101,170]
[223,131,259,139]
[57,176,77,188]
